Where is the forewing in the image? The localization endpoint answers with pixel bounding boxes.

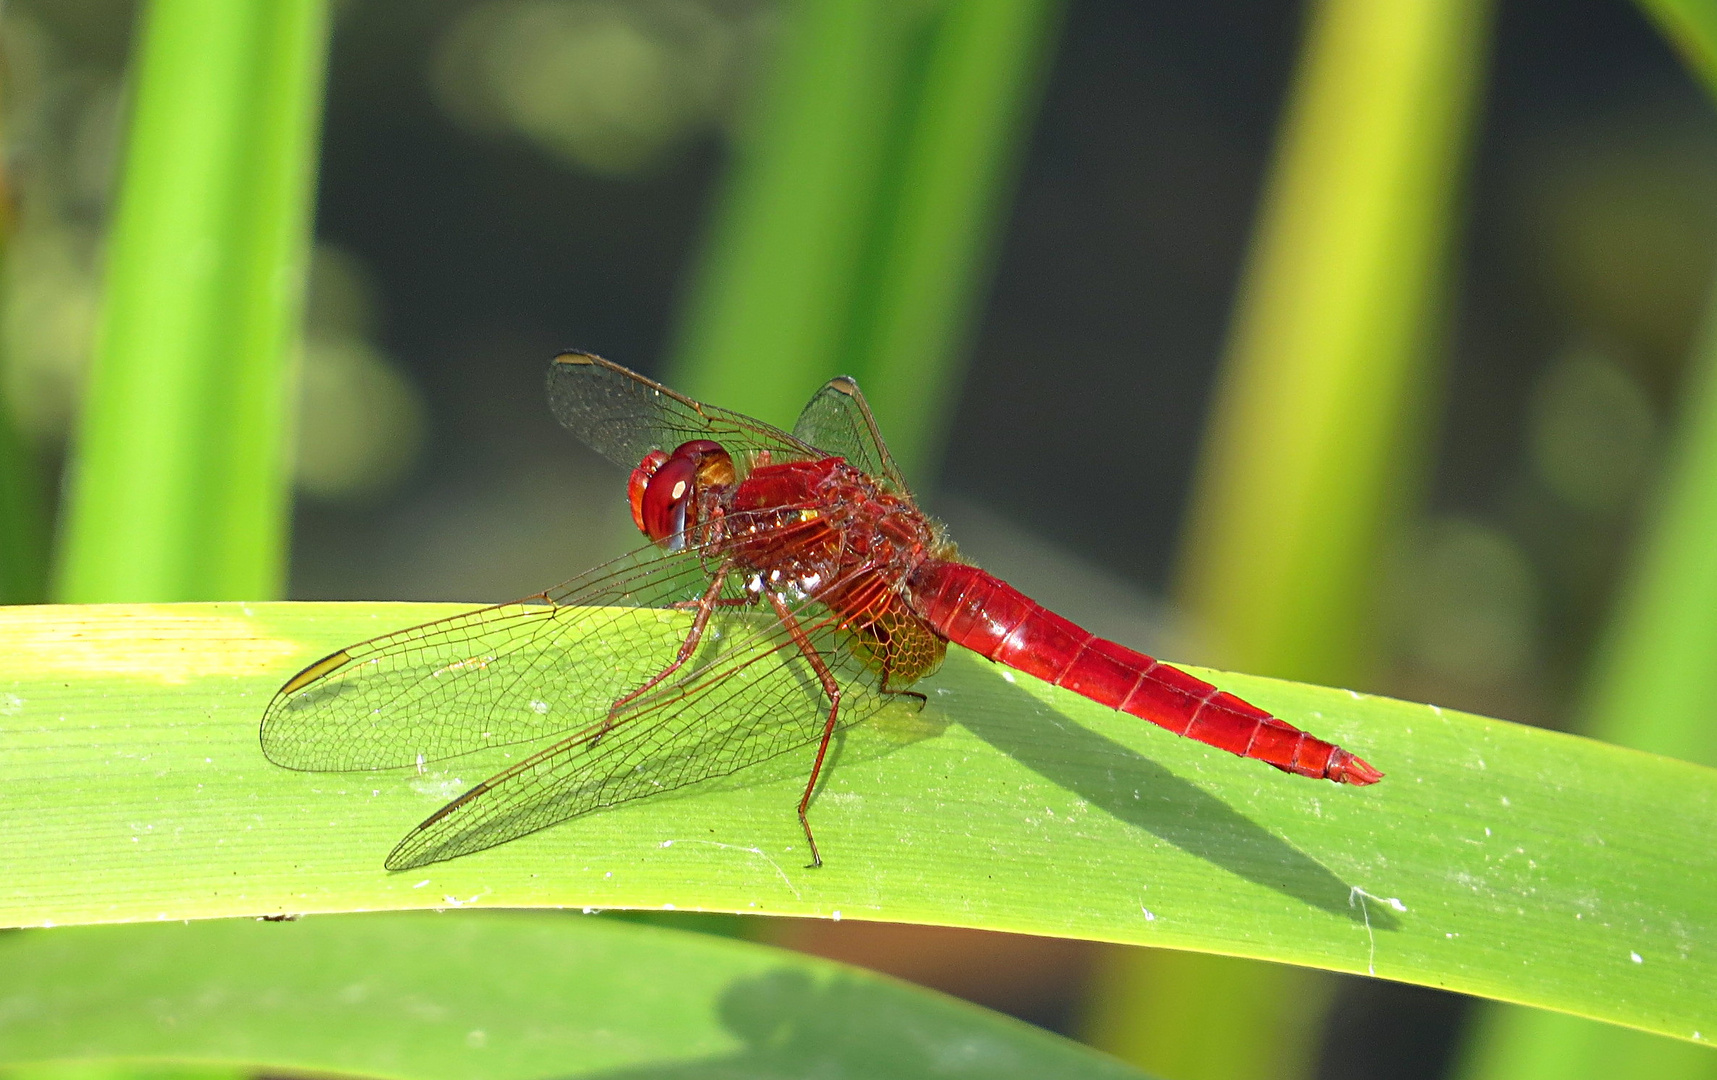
[792,375,911,495]
[260,542,729,773]
[546,352,822,473]
[383,583,905,870]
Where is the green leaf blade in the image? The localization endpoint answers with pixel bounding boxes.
[0,602,1713,1042]
[0,913,1152,1080]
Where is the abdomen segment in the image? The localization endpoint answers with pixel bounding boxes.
[908,561,1382,784]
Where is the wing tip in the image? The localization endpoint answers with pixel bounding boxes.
[279,649,355,696]
[825,375,861,396]
[552,350,604,368]
[383,841,430,872]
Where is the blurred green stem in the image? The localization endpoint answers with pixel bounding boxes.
[1634,0,1717,97]
[0,48,47,606]
[0,402,48,606]
[669,0,1060,484]
[1454,5,1717,1076]
[56,0,329,603]
[834,0,1059,478]
[1175,0,1490,688]
[1088,0,1492,1078]
[1081,951,1335,1080]
[1453,223,1717,1080]
[0,260,48,606]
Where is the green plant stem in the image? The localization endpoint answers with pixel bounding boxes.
[0,402,48,606]
[1451,4,1717,1075]
[1634,0,1717,97]
[1454,246,1717,1080]
[669,0,1058,483]
[1097,1,1492,1077]
[1175,0,1491,688]
[0,70,47,606]
[56,0,330,603]
[832,0,1060,480]
[671,0,898,426]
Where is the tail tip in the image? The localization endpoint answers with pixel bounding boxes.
[1330,751,1383,785]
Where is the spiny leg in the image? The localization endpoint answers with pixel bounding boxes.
[767,590,842,869]
[878,668,927,707]
[598,560,733,745]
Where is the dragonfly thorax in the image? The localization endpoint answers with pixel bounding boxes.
[721,456,937,606]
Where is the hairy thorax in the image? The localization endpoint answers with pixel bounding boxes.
[719,458,941,606]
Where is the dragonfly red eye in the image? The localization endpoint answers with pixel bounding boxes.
[636,440,738,548]
[638,455,693,545]
[629,449,671,534]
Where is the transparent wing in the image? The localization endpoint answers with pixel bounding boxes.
[381,576,911,870]
[792,375,911,495]
[546,352,823,473]
[260,510,832,771]
[260,545,722,773]
[258,509,931,871]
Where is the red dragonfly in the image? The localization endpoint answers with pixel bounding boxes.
[262,354,1380,870]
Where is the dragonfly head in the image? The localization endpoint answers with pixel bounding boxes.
[629,439,735,549]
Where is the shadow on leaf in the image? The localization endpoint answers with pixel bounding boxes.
[940,657,1395,929]
[572,967,1149,1080]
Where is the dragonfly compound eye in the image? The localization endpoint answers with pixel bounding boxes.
[637,441,736,547]
[628,449,671,535]
[638,455,695,546]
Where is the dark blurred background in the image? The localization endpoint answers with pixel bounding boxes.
[4,0,1712,1077]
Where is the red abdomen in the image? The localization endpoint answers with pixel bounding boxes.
[907,560,1381,785]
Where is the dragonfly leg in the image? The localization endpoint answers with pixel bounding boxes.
[766,590,841,869]
[597,561,734,746]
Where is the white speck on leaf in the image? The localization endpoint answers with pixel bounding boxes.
[1631,952,1643,964]
[441,890,488,908]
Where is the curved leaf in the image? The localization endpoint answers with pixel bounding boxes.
[0,602,1712,1043]
[0,912,1147,1080]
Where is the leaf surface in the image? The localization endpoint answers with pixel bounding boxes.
[0,912,1148,1080]
[0,602,1712,1043]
